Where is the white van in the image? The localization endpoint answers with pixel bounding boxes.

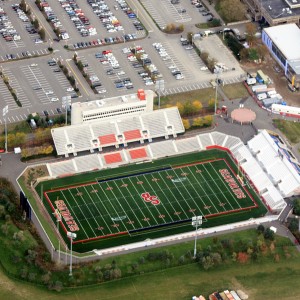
[247,77,256,85]
[257,93,267,101]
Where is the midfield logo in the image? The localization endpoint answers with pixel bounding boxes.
[141,192,160,205]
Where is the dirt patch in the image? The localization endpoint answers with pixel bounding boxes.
[241,54,300,106]
[231,276,255,299]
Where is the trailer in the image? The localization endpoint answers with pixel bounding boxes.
[271,103,300,118]
[251,84,267,92]
[262,97,282,108]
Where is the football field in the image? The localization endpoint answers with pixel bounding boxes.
[44,158,258,244]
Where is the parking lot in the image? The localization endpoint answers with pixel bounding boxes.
[140,0,212,29]
[0,0,247,125]
[0,2,51,61]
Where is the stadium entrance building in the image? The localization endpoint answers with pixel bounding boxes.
[262,24,300,88]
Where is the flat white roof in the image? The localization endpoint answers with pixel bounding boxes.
[72,90,154,111]
[264,24,300,60]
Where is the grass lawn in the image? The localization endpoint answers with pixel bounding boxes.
[1,231,300,300]
[154,88,215,109]
[221,83,249,100]
[273,119,300,144]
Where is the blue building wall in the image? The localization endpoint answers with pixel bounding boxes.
[262,30,288,75]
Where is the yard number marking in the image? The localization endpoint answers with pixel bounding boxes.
[141,192,160,205]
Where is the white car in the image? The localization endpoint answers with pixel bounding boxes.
[46,90,54,95]
[200,66,208,71]
[97,89,106,94]
[185,46,193,50]
[175,74,184,80]
[34,39,43,44]
[117,71,125,76]
[67,87,74,92]
[30,64,38,67]
[51,97,59,102]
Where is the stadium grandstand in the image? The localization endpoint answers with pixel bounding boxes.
[46,130,300,212]
[51,107,184,157]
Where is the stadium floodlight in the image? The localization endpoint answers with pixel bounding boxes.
[67,232,77,276]
[192,216,202,258]
[53,209,61,264]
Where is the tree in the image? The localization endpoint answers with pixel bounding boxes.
[293,198,300,215]
[39,28,46,41]
[264,228,275,241]
[289,218,299,232]
[256,44,268,61]
[192,100,203,111]
[178,24,184,32]
[219,0,246,22]
[208,98,216,110]
[239,48,249,61]
[0,205,5,219]
[176,102,184,115]
[202,255,214,270]
[203,115,213,126]
[193,117,204,127]
[187,32,193,44]
[15,132,26,145]
[7,134,16,148]
[257,224,265,234]
[248,48,259,61]
[182,118,190,130]
[33,19,39,30]
[245,23,257,46]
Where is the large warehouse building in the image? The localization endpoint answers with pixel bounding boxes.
[262,23,300,88]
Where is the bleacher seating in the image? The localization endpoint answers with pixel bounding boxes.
[47,160,76,178]
[198,133,214,148]
[224,135,243,150]
[117,116,143,133]
[176,137,200,153]
[51,129,68,155]
[51,107,184,156]
[67,126,93,151]
[123,129,142,141]
[91,122,117,138]
[150,140,176,157]
[129,148,148,160]
[99,134,117,145]
[165,108,185,132]
[73,154,102,173]
[142,111,166,137]
[104,152,123,164]
[210,132,227,147]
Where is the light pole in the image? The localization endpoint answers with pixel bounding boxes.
[192,216,202,258]
[214,70,222,115]
[155,79,165,109]
[2,106,8,153]
[62,96,71,125]
[53,209,61,264]
[67,232,77,276]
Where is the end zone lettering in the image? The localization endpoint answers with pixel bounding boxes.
[55,200,80,232]
[219,169,246,199]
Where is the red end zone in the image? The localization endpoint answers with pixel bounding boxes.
[43,186,128,244]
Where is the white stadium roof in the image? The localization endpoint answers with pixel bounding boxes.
[264,24,300,60]
[248,130,300,197]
